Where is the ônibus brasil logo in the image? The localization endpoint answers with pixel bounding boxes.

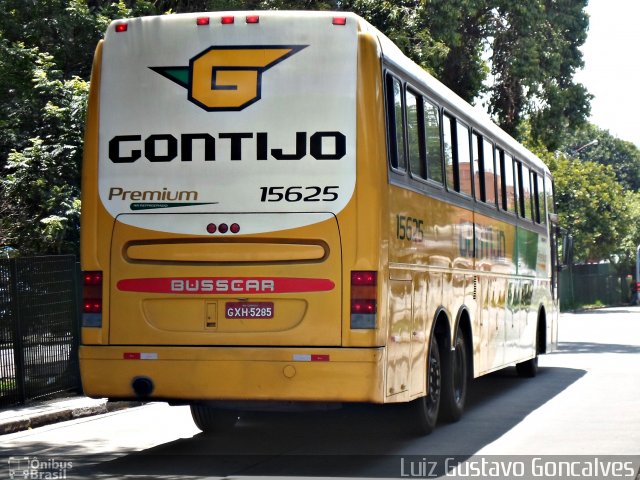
[150,45,307,112]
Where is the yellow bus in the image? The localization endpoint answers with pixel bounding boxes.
[80,10,559,435]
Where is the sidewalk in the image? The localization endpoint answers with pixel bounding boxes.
[0,397,141,435]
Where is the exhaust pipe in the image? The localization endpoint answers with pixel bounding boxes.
[131,376,154,397]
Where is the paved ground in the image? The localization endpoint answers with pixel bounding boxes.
[0,307,639,478]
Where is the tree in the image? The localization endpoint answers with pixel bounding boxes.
[545,153,629,264]
[419,0,491,103]
[617,190,640,272]
[488,0,591,149]
[0,40,48,170]
[0,1,147,254]
[562,124,640,192]
[0,55,88,254]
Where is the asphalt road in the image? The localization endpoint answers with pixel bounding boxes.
[1,306,639,478]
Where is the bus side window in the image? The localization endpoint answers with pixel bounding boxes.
[515,161,522,217]
[523,165,533,220]
[496,148,506,210]
[472,133,482,201]
[482,138,497,206]
[424,99,443,184]
[532,171,542,224]
[457,121,472,196]
[504,153,517,213]
[517,162,533,220]
[536,173,546,224]
[406,89,426,179]
[442,114,455,190]
[386,74,406,171]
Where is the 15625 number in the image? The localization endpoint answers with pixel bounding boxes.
[260,186,339,202]
[397,215,424,242]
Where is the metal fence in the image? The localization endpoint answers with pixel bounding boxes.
[560,263,632,310]
[0,255,81,408]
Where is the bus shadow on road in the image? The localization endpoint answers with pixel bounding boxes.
[91,366,586,478]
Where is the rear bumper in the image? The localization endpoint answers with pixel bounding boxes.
[79,345,385,403]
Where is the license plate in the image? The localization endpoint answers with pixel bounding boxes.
[225,302,274,319]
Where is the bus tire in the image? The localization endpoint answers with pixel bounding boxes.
[516,355,538,378]
[439,332,469,423]
[407,335,441,435]
[190,404,239,434]
[516,327,539,378]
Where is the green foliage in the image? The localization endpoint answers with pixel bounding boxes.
[0,40,47,166]
[1,64,88,254]
[617,190,640,272]
[0,0,131,255]
[488,0,591,149]
[1,0,118,78]
[419,0,491,103]
[562,124,640,192]
[545,152,629,264]
[530,126,640,271]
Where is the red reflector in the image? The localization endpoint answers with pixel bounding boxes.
[230,223,240,234]
[83,271,103,286]
[351,299,376,314]
[311,354,330,362]
[115,23,127,32]
[124,352,141,360]
[332,17,347,26]
[221,16,234,24]
[351,271,377,286]
[83,299,102,314]
[196,17,210,25]
[218,223,229,233]
[206,223,217,234]
[246,15,259,24]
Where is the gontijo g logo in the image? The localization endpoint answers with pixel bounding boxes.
[150,45,307,111]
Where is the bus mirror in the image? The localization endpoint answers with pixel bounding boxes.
[560,233,573,269]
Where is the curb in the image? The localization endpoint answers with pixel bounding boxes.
[0,401,143,435]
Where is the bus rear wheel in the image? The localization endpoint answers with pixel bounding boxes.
[516,328,540,378]
[440,332,469,423]
[407,335,441,435]
[190,404,239,434]
[516,355,538,377]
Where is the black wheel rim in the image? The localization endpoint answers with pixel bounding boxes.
[427,346,441,413]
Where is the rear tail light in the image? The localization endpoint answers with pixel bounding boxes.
[350,271,377,329]
[246,15,259,24]
[115,23,127,32]
[82,271,103,327]
[221,16,234,25]
[332,16,347,26]
[83,299,102,314]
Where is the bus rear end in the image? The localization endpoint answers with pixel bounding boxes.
[80,11,386,415]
